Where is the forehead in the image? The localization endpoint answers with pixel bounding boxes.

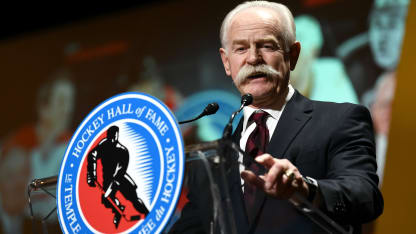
[228,7,281,40]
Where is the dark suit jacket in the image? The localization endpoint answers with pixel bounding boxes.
[170,91,383,234]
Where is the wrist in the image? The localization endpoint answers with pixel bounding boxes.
[302,176,318,202]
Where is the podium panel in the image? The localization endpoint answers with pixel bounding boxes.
[169,140,351,234]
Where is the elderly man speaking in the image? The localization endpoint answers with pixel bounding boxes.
[171,1,383,234]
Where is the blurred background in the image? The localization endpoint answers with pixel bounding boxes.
[0,0,413,233]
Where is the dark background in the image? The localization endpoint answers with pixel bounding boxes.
[0,0,373,138]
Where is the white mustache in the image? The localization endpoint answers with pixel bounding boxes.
[235,64,281,86]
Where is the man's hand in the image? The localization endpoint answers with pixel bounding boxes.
[241,154,309,200]
[87,173,96,187]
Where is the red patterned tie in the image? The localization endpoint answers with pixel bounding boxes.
[244,111,269,213]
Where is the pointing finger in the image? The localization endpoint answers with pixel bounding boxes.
[241,170,265,189]
[255,154,276,169]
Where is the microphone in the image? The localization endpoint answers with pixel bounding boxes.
[222,93,253,138]
[178,102,219,124]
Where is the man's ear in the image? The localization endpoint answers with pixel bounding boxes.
[289,41,301,71]
[219,48,231,76]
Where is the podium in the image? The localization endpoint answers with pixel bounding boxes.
[179,139,352,234]
[28,139,352,234]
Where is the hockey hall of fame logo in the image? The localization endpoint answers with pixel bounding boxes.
[56,92,184,234]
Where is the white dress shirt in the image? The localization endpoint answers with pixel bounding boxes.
[238,85,295,185]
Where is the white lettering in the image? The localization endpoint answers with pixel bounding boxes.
[155,206,165,221]
[139,219,156,234]
[135,106,147,118]
[107,108,115,120]
[72,114,104,158]
[64,185,81,233]
[161,149,176,203]
[145,108,170,136]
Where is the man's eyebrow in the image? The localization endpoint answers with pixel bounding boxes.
[256,37,279,44]
[231,39,248,45]
[231,37,279,45]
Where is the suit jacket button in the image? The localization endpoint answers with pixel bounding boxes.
[334,202,345,214]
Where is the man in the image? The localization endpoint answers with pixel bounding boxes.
[171,1,383,233]
[87,125,149,228]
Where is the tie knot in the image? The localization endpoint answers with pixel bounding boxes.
[250,111,268,125]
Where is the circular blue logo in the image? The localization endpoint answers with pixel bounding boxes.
[56,92,184,233]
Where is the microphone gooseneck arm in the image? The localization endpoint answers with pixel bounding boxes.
[178,102,219,124]
[29,175,58,190]
[215,93,252,234]
[222,93,253,138]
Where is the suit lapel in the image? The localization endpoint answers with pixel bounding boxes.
[248,91,314,228]
[268,91,313,158]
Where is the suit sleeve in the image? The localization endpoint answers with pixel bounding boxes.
[317,104,384,224]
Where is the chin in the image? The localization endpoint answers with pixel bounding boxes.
[242,84,275,97]
[249,91,269,99]
[240,82,269,94]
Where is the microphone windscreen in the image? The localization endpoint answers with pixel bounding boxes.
[241,93,253,106]
[204,102,219,115]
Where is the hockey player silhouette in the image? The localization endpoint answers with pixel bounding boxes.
[87,125,149,228]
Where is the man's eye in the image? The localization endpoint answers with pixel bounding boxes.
[263,44,276,50]
[235,47,246,52]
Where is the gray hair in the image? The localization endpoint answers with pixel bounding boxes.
[220,1,296,51]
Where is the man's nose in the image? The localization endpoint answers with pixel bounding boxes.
[246,47,263,65]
